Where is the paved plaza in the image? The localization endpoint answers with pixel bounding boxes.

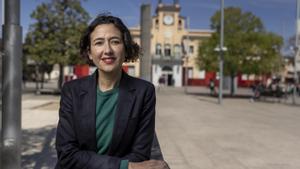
[21,86,300,169]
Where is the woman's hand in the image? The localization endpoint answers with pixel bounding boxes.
[128,160,170,169]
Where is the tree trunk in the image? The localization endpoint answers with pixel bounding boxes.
[230,73,235,96]
[58,64,64,91]
[35,64,39,93]
[41,70,45,89]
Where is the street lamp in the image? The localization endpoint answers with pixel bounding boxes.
[184,55,189,93]
[214,46,227,52]
[184,17,190,94]
[292,0,300,105]
[214,45,227,104]
[290,46,299,104]
[216,0,226,104]
[2,0,22,169]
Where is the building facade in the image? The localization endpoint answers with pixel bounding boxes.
[125,1,213,87]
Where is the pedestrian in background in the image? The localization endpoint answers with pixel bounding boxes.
[209,78,215,95]
[157,75,166,91]
[55,14,169,169]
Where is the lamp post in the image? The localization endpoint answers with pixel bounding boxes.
[184,56,189,93]
[2,0,22,168]
[214,46,227,104]
[293,0,300,105]
[292,46,299,105]
[184,17,190,94]
[215,0,226,104]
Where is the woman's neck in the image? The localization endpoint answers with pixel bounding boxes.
[97,70,122,92]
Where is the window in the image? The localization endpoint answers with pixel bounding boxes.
[188,68,193,78]
[155,43,162,55]
[178,19,182,30]
[189,45,194,54]
[164,44,171,56]
[199,70,205,79]
[155,19,159,29]
[174,44,181,58]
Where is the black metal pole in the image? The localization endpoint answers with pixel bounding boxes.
[1,0,22,168]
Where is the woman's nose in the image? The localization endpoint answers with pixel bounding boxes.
[104,42,113,54]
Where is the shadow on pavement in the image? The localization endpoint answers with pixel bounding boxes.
[186,91,252,99]
[195,97,219,104]
[186,90,300,106]
[22,125,57,169]
[254,97,300,107]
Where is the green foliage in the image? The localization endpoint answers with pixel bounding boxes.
[196,7,283,76]
[24,0,90,66]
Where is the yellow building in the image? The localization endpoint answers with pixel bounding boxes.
[125,0,213,87]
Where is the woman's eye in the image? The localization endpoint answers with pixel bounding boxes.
[95,41,104,46]
[111,40,121,45]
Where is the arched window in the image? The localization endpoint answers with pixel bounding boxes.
[178,19,182,30]
[189,45,194,54]
[155,43,162,55]
[162,66,172,72]
[174,44,181,58]
[164,44,171,56]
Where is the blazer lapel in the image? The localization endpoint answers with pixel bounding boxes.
[108,72,136,154]
[79,71,98,152]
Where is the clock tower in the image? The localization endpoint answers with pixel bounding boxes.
[128,0,212,87]
[151,0,185,87]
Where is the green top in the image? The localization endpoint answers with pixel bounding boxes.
[96,86,128,169]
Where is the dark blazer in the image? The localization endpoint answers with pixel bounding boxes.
[55,71,160,169]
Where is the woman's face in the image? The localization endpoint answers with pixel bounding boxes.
[88,24,125,75]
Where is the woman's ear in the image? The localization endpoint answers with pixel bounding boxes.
[87,48,92,60]
[88,54,92,60]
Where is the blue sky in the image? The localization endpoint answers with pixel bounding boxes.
[0,0,297,45]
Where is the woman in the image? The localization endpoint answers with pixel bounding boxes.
[55,14,169,169]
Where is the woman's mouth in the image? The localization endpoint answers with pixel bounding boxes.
[101,57,116,64]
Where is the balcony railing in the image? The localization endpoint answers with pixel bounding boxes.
[153,54,182,60]
[152,54,183,65]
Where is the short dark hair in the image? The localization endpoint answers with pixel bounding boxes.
[80,14,140,63]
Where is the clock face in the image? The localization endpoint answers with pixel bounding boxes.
[163,15,174,25]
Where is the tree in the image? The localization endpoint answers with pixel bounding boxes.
[196,7,283,95]
[23,0,90,91]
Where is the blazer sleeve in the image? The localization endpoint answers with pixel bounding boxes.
[55,83,121,169]
[122,84,156,162]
